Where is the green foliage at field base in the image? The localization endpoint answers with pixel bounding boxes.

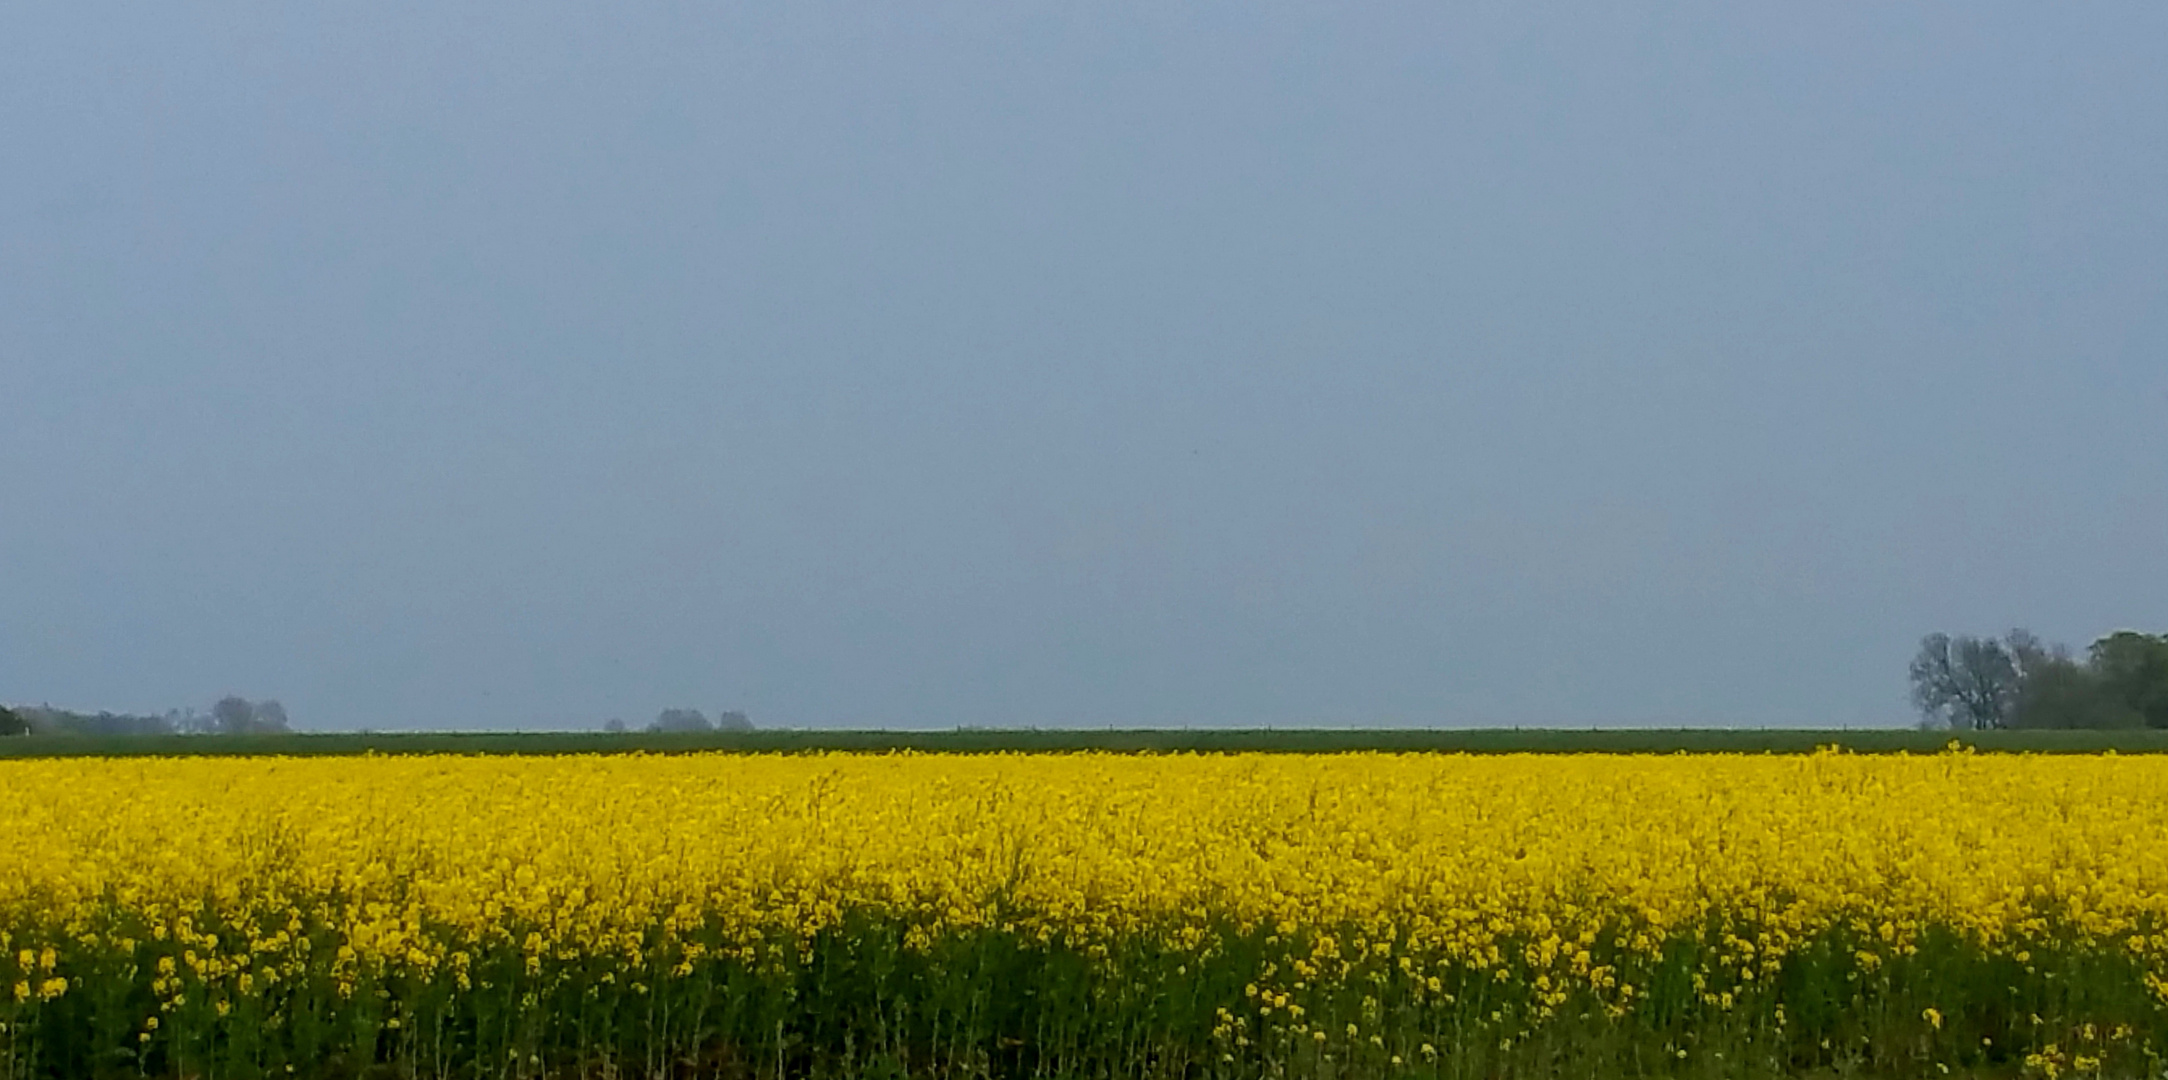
[7,915,2161,1080]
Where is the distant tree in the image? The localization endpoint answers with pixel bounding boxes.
[15,706,58,735]
[2003,629,2056,675]
[650,708,713,734]
[2090,631,2168,729]
[1910,632,2024,730]
[2009,652,2143,730]
[211,696,291,735]
[253,699,292,734]
[603,717,629,734]
[11,705,173,737]
[0,705,25,737]
[716,710,753,733]
[213,695,257,735]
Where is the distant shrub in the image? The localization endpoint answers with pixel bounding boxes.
[649,708,713,733]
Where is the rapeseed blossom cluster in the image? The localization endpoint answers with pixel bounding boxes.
[4,749,2166,1078]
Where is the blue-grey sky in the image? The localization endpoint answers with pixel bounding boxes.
[3,2,2164,731]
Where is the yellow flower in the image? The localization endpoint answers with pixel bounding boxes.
[2,747,2167,1067]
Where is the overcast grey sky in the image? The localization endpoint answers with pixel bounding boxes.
[3,2,2163,731]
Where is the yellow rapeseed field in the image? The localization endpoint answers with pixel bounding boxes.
[4,749,2165,1078]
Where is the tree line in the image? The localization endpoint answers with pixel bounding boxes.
[11,637,2164,738]
[0,695,292,738]
[0,700,762,737]
[601,708,755,734]
[1910,629,2168,730]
